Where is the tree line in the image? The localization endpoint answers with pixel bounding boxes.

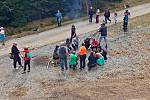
[0,0,123,27]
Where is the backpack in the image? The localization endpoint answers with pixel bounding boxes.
[25,52,31,59]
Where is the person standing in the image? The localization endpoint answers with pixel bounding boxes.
[58,44,68,71]
[70,25,76,42]
[0,27,5,46]
[56,10,62,26]
[123,15,129,32]
[79,43,87,70]
[114,11,118,24]
[88,7,94,23]
[22,48,31,74]
[11,42,22,69]
[96,9,100,23]
[104,8,111,24]
[99,23,107,47]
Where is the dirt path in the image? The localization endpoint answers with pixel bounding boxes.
[0,3,150,57]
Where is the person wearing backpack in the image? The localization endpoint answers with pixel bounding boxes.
[22,47,31,74]
[58,44,68,71]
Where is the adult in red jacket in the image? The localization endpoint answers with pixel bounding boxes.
[91,38,99,51]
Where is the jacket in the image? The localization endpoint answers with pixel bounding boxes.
[99,26,107,36]
[88,9,94,16]
[88,55,96,65]
[91,40,99,47]
[97,56,104,65]
[11,46,20,58]
[23,50,31,61]
[69,54,77,65]
[79,46,87,55]
[59,46,68,59]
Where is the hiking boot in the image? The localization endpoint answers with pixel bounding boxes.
[27,70,30,72]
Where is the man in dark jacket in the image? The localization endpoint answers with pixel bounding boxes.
[88,7,94,23]
[99,23,107,47]
[58,44,68,71]
[104,9,111,24]
[11,42,22,69]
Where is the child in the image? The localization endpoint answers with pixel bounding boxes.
[69,51,78,70]
[53,45,59,65]
[0,27,5,45]
[114,12,118,24]
[22,47,31,74]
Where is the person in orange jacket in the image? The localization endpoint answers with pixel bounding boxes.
[79,43,87,70]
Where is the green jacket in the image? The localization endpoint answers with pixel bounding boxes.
[69,54,77,65]
[97,56,104,66]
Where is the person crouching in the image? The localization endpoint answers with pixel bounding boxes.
[69,51,78,70]
[88,51,96,71]
[22,48,31,74]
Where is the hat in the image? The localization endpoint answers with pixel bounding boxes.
[13,42,17,45]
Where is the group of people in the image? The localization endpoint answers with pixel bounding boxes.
[56,7,130,32]
[88,7,112,24]
[10,43,31,74]
[52,22,108,71]
[7,6,130,73]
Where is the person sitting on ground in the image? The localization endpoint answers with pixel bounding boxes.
[101,48,108,61]
[88,51,96,71]
[96,53,105,66]
[22,47,31,74]
[53,45,59,65]
[84,37,91,50]
[95,50,102,60]
[69,51,78,70]
[91,38,99,51]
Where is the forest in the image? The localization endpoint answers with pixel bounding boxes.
[0,0,123,27]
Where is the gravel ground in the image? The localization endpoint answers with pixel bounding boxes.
[0,13,150,99]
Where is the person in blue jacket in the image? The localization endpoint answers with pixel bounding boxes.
[123,15,129,32]
[56,10,62,26]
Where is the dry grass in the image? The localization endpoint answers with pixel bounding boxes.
[108,13,150,37]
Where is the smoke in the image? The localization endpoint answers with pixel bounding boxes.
[65,0,82,19]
